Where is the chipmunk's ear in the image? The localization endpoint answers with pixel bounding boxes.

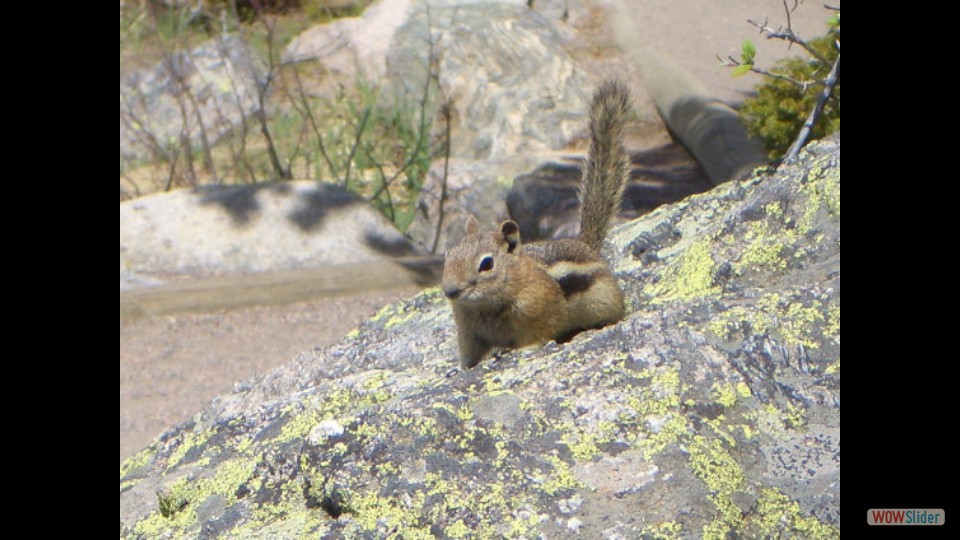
[465,215,479,235]
[500,220,521,253]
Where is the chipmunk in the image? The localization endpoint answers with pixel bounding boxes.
[442,80,631,369]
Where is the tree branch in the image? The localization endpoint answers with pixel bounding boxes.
[785,53,840,162]
[717,54,820,89]
[747,0,829,65]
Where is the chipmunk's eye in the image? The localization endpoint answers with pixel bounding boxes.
[478,255,494,272]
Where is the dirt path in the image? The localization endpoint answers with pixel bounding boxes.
[119,286,418,463]
[612,0,835,105]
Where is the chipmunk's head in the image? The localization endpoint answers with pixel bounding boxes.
[442,216,521,306]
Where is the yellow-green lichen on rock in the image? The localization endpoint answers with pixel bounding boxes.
[645,238,722,304]
[134,458,259,538]
[163,426,213,471]
[688,435,748,539]
[229,511,328,540]
[797,154,841,234]
[707,290,839,350]
[623,366,691,459]
[346,490,433,539]
[120,446,154,484]
[120,137,840,538]
[541,453,582,496]
[641,520,684,540]
[748,402,807,439]
[748,487,840,539]
[735,217,788,274]
[276,372,396,445]
[711,381,750,408]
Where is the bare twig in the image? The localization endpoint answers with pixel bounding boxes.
[365,141,395,202]
[120,151,143,200]
[289,68,338,180]
[120,3,148,36]
[750,66,813,89]
[257,87,290,179]
[342,105,372,189]
[120,89,172,166]
[143,6,198,187]
[367,158,397,222]
[222,5,263,183]
[717,54,819,89]
[213,32,260,184]
[784,53,839,162]
[783,0,794,35]
[164,148,180,192]
[747,1,829,65]
[431,100,453,255]
[219,88,256,184]
[250,6,291,180]
[286,115,310,178]
[166,30,215,177]
[165,56,199,185]
[185,84,216,176]
[209,80,242,184]
[380,5,437,191]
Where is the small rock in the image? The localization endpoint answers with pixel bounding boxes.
[308,419,345,444]
[558,494,583,514]
[645,415,667,433]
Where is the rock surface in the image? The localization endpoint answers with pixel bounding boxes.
[405,154,554,254]
[387,1,590,160]
[119,181,420,279]
[282,0,412,83]
[283,0,590,162]
[120,136,840,538]
[408,144,713,255]
[120,34,264,164]
[506,143,713,244]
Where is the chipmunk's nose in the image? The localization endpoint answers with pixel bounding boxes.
[443,284,461,299]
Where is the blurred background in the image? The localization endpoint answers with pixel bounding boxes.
[119,0,839,463]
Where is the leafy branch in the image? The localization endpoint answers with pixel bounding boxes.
[717,1,840,159]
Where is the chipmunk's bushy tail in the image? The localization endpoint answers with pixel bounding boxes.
[578,80,631,251]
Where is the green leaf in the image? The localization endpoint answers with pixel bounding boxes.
[742,39,757,64]
[827,14,840,28]
[731,64,753,78]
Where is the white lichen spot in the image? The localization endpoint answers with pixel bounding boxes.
[558,494,583,515]
[307,419,345,445]
[646,415,668,433]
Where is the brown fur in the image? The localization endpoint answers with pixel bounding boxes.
[578,80,631,251]
[443,81,631,368]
